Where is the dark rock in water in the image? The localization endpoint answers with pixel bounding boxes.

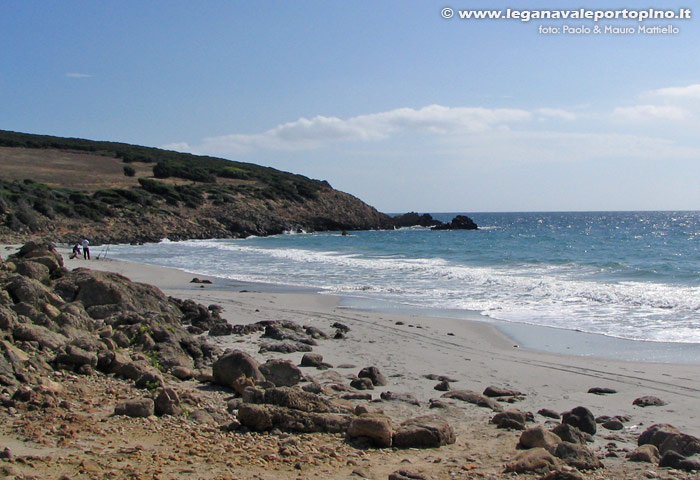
[358,366,387,386]
[538,408,561,419]
[390,212,442,228]
[431,215,478,231]
[588,387,617,395]
[393,415,456,449]
[441,390,503,412]
[633,395,666,407]
[562,406,596,435]
[553,442,603,470]
[483,385,523,398]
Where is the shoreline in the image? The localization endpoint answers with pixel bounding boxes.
[49,247,700,439]
[54,242,700,366]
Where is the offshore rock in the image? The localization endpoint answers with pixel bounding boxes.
[431,215,478,231]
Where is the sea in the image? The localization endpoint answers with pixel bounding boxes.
[104,211,700,362]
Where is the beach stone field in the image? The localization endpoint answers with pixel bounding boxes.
[2,241,700,479]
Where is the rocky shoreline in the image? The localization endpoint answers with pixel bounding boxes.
[2,242,700,479]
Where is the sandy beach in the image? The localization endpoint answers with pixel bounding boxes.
[3,244,700,479]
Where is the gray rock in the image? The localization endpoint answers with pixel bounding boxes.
[114,398,155,418]
[212,349,265,389]
[551,423,591,445]
[518,425,562,451]
[388,470,429,480]
[300,353,324,367]
[553,442,603,470]
[358,366,387,386]
[505,448,560,473]
[347,414,393,448]
[434,380,450,391]
[538,408,561,419]
[154,387,181,416]
[259,359,302,387]
[393,415,456,449]
[483,385,523,397]
[627,444,660,463]
[491,410,530,430]
[237,403,351,433]
[562,406,596,435]
[633,395,667,407]
[351,377,375,390]
[602,419,624,431]
[441,390,503,412]
[380,391,420,406]
[13,323,67,350]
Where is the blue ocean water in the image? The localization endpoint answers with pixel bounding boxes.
[105,211,700,344]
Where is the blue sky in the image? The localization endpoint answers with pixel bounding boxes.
[2,1,699,212]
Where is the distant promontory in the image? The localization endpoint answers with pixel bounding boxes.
[0,130,476,244]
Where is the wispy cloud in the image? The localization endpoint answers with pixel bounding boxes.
[648,83,700,100]
[65,72,92,78]
[611,104,689,122]
[164,105,532,154]
[536,108,577,121]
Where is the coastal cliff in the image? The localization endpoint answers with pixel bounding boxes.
[0,130,391,243]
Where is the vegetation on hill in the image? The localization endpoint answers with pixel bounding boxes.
[0,130,391,243]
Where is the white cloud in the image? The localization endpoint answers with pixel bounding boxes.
[536,108,577,121]
[165,105,532,154]
[611,104,689,122]
[65,72,92,78]
[649,83,700,100]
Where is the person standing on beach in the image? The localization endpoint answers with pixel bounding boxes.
[82,238,90,260]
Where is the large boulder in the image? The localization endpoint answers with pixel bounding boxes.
[358,366,387,386]
[392,415,456,449]
[553,442,602,470]
[505,448,560,473]
[13,323,67,350]
[237,404,351,433]
[259,359,302,387]
[212,350,265,389]
[518,425,562,451]
[561,406,596,435]
[114,398,155,418]
[260,387,345,414]
[53,269,180,319]
[347,414,393,448]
